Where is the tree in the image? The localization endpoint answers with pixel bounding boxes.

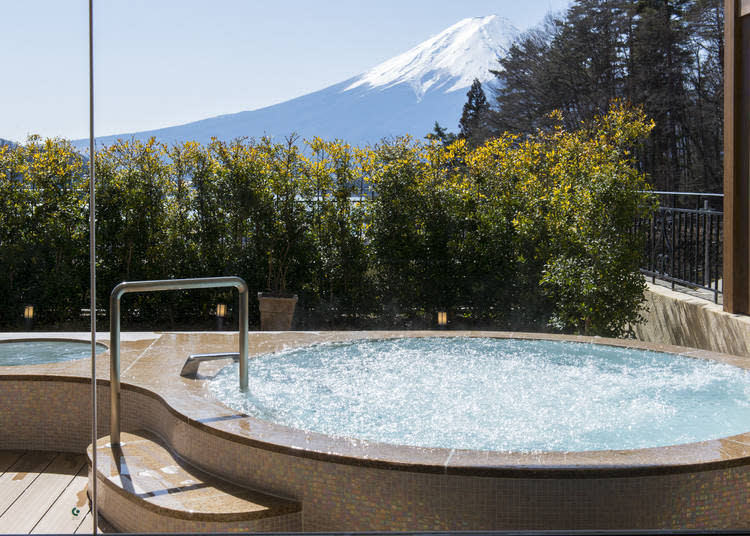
[682,0,723,191]
[627,0,693,191]
[479,104,657,335]
[490,0,723,192]
[492,3,627,134]
[490,18,560,135]
[0,136,89,325]
[459,79,491,148]
[425,122,457,146]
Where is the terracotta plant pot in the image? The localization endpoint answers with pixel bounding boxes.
[257,293,298,331]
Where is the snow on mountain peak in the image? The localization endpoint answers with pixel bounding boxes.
[345,15,518,99]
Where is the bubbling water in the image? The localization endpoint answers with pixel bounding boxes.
[0,340,105,366]
[208,337,750,452]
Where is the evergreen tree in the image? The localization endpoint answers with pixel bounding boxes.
[490,0,723,192]
[682,0,723,191]
[493,3,627,133]
[425,122,457,146]
[490,18,560,134]
[628,0,693,191]
[459,79,491,148]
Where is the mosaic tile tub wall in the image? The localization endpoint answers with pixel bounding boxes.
[1,376,749,531]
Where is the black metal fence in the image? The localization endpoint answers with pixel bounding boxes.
[636,191,723,303]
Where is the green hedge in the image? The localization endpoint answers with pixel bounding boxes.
[0,105,655,336]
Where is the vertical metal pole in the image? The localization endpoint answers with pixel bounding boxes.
[650,212,656,283]
[717,210,722,303]
[88,0,98,533]
[239,288,249,390]
[704,200,711,287]
[671,200,676,291]
[110,292,121,446]
[690,212,701,283]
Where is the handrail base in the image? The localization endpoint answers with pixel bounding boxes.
[180,353,240,378]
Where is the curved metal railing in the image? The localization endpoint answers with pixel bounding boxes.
[109,276,249,445]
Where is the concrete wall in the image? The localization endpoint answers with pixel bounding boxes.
[635,283,750,358]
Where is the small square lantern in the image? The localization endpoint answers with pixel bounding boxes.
[216,303,227,330]
[23,305,34,330]
[437,311,448,328]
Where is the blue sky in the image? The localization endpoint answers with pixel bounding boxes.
[2,1,571,142]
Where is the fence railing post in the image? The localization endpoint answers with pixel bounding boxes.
[704,200,710,288]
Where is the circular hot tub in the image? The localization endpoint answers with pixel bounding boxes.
[191,333,750,530]
[4,331,749,530]
[0,339,106,366]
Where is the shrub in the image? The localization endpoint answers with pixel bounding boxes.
[493,104,657,336]
[0,136,88,326]
[0,103,655,335]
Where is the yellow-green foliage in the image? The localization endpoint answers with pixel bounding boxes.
[363,104,655,334]
[468,104,657,335]
[0,136,89,324]
[0,104,655,334]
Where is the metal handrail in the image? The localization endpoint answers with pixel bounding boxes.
[109,276,249,446]
[647,191,724,198]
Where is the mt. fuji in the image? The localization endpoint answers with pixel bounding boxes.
[76,15,518,149]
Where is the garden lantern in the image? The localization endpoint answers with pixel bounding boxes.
[23,305,34,330]
[216,302,227,330]
[437,311,447,328]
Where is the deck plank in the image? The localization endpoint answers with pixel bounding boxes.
[73,509,91,534]
[0,451,57,516]
[0,453,84,534]
[0,452,23,477]
[73,509,115,533]
[30,462,88,534]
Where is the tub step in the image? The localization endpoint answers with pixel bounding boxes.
[87,431,301,533]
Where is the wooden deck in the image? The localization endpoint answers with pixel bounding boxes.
[0,451,113,534]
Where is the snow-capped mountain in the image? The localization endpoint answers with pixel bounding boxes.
[346,15,516,98]
[74,15,517,150]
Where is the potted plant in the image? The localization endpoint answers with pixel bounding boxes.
[256,135,307,331]
[257,247,298,331]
